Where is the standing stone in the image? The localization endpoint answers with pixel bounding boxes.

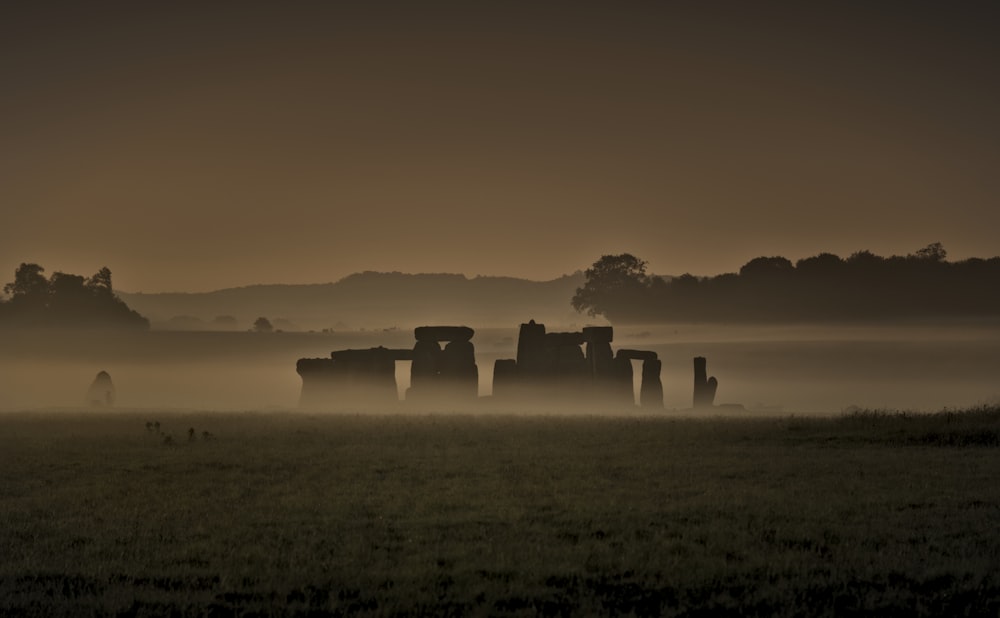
[640,359,663,408]
[693,357,718,408]
[586,341,614,379]
[492,359,518,398]
[86,371,116,407]
[330,347,400,402]
[442,339,476,372]
[516,320,548,376]
[296,358,339,407]
[411,340,442,384]
[552,344,587,376]
[442,339,479,399]
[613,354,635,405]
[582,326,613,344]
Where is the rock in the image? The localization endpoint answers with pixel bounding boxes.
[331,347,412,362]
[582,326,614,343]
[693,357,718,408]
[640,359,663,408]
[409,332,479,401]
[613,356,635,404]
[516,320,548,375]
[545,332,586,347]
[297,348,404,407]
[411,340,442,384]
[586,341,614,377]
[492,359,518,398]
[414,326,474,342]
[552,344,587,376]
[86,371,115,407]
[616,349,658,362]
[441,339,479,398]
[442,339,476,373]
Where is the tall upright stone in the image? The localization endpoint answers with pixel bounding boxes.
[613,352,636,405]
[492,359,518,398]
[296,358,339,407]
[693,356,718,408]
[640,359,663,408]
[442,338,479,398]
[516,320,548,376]
[582,326,614,375]
[411,340,442,384]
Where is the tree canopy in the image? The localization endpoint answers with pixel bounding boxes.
[571,254,650,322]
[252,316,274,333]
[0,263,149,329]
[571,244,1000,323]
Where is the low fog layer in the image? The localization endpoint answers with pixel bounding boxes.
[1,323,997,414]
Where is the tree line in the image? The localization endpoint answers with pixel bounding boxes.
[572,244,1000,323]
[0,263,149,329]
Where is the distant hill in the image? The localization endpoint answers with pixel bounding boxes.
[119,272,588,331]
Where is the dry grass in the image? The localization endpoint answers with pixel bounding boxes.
[1,408,999,616]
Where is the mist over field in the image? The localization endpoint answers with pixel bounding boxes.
[1,321,997,414]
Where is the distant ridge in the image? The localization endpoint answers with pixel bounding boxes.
[119,271,587,331]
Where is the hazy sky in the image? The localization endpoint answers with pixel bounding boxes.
[2,2,998,292]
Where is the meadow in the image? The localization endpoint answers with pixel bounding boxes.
[2,407,999,616]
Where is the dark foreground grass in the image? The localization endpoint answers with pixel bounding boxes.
[1,407,999,617]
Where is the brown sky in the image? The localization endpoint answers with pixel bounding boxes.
[2,2,998,292]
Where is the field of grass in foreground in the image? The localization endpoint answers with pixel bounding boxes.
[1,408,999,617]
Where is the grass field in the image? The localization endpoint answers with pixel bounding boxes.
[2,407,999,616]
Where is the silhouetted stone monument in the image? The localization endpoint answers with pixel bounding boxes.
[615,349,663,408]
[297,347,412,407]
[296,320,670,409]
[408,325,479,401]
[296,326,480,407]
[86,370,115,407]
[492,320,661,407]
[693,356,718,408]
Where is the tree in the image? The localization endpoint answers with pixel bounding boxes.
[566,246,1000,323]
[795,253,844,276]
[48,272,90,319]
[847,250,882,267]
[1,263,148,329]
[87,267,113,296]
[738,256,794,278]
[571,254,651,321]
[252,316,274,333]
[913,242,947,262]
[3,263,49,302]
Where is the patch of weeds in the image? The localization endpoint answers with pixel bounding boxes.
[911,429,1000,447]
[821,407,1000,447]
